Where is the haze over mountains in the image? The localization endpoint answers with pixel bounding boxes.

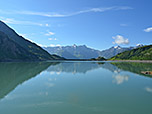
[0,21,64,62]
[43,44,144,59]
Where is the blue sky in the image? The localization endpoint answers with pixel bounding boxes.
[0,0,152,50]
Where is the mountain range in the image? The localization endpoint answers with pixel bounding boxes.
[43,44,144,59]
[44,44,101,59]
[0,20,149,61]
[0,21,64,62]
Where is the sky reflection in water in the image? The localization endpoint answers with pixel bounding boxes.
[0,61,152,114]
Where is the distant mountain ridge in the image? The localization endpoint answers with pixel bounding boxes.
[100,46,132,59]
[44,44,144,59]
[0,21,64,61]
[44,44,101,59]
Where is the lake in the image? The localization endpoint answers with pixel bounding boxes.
[0,61,152,114]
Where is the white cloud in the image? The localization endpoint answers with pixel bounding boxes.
[144,27,152,32]
[45,31,55,36]
[50,44,61,47]
[45,24,49,27]
[0,6,133,18]
[37,43,61,47]
[1,17,46,26]
[112,35,129,45]
[48,38,57,40]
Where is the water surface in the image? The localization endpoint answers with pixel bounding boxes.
[0,61,152,114]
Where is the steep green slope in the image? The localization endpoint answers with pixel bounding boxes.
[0,21,64,61]
[0,31,39,61]
[110,45,152,60]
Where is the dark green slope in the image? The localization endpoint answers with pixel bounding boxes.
[0,31,39,61]
[0,21,64,61]
[110,45,152,60]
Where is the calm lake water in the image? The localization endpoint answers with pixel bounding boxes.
[0,61,152,114]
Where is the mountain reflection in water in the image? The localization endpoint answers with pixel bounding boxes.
[0,61,152,114]
[0,62,55,99]
[0,61,152,100]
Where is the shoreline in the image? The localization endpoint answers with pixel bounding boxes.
[109,60,152,63]
[0,59,152,63]
[64,59,152,63]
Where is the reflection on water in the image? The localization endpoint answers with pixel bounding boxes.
[145,87,152,93]
[47,62,104,74]
[112,74,129,85]
[0,61,152,99]
[101,62,121,73]
[0,62,55,99]
[111,62,152,77]
[0,61,152,114]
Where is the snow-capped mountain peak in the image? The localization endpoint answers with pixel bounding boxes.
[114,46,121,49]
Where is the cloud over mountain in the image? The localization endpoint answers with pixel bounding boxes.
[112,35,129,45]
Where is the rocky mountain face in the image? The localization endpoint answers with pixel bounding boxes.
[100,46,133,59]
[43,44,101,59]
[43,44,144,59]
[0,21,64,62]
